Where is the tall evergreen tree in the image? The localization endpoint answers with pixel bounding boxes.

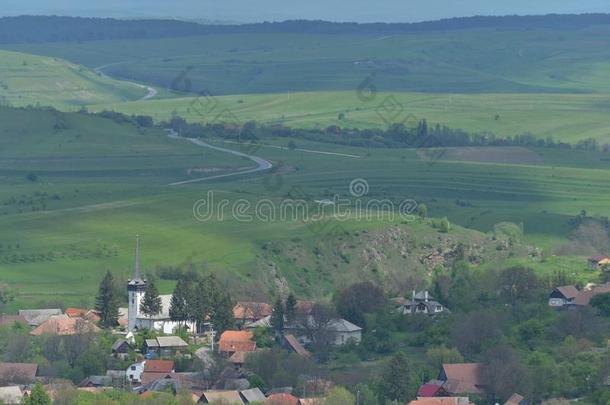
[192,278,211,333]
[378,352,413,402]
[270,297,285,334]
[285,293,297,324]
[211,291,235,336]
[141,279,162,321]
[169,276,191,328]
[94,271,119,328]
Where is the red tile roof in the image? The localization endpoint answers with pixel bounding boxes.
[408,398,475,405]
[143,360,175,374]
[417,383,444,397]
[267,393,299,405]
[284,334,310,357]
[0,362,38,383]
[0,315,27,327]
[219,331,256,353]
[65,308,87,317]
[233,302,272,320]
[30,318,100,336]
[554,285,579,300]
[441,363,485,395]
[574,282,610,306]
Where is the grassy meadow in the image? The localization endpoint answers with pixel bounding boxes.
[95,91,610,143]
[1,22,610,309]
[0,49,148,108]
[1,106,609,308]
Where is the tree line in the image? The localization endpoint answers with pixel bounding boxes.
[94,270,234,335]
[3,14,610,44]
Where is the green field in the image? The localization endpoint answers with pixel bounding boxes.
[0,49,148,108]
[1,106,609,309]
[7,27,610,95]
[2,22,610,310]
[95,91,610,143]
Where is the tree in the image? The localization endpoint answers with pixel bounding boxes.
[439,217,451,233]
[140,279,162,321]
[24,383,51,405]
[378,352,413,402]
[192,278,211,333]
[426,345,464,370]
[590,292,610,317]
[94,271,119,328]
[270,297,285,335]
[325,386,355,405]
[482,346,531,402]
[169,276,192,328]
[285,293,297,324]
[210,290,234,336]
[496,266,540,305]
[335,281,385,327]
[417,203,428,220]
[0,283,15,312]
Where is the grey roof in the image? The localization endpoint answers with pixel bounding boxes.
[79,375,111,387]
[240,388,266,403]
[245,315,361,332]
[156,336,188,348]
[112,339,130,352]
[146,336,188,349]
[18,309,62,326]
[0,386,23,404]
[145,339,159,348]
[137,295,172,320]
[327,318,362,332]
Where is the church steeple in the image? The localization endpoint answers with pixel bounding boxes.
[134,234,142,281]
[128,235,146,289]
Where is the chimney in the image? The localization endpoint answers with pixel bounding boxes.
[425,291,429,302]
[412,290,415,301]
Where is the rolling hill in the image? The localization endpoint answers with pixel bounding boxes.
[0,49,149,108]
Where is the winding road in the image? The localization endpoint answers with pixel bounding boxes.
[167,131,273,185]
[94,63,157,101]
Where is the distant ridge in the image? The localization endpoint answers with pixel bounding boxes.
[1,14,610,44]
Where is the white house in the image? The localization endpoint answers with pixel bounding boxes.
[127,236,196,334]
[245,315,362,346]
[126,361,145,384]
[394,291,448,315]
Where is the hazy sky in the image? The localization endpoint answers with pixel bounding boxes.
[4,0,610,22]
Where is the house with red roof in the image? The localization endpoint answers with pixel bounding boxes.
[267,393,300,405]
[219,331,256,355]
[141,360,175,385]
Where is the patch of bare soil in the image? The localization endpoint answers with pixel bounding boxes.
[420,146,544,165]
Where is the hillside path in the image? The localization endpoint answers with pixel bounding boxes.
[167,130,273,185]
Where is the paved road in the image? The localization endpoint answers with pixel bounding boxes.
[94,63,157,101]
[167,131,273,185]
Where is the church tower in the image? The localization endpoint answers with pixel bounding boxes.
[127,235,146,332]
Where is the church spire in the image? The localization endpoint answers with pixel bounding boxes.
[134,234,142,281]
[129,235,145,288]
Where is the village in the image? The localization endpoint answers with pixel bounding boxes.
[0,240,609,404]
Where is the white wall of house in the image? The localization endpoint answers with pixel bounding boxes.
[126,361,145,383]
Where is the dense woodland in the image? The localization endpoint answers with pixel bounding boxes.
[3,14,610,44]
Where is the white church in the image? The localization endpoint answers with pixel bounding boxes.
[127,236,196,334]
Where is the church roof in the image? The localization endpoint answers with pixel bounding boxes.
[137,295,173,320]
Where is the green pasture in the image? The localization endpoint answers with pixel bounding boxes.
[6,27,610,95]
[0,49,148,108]
[1,107,609,308]
[97,91,610,143]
